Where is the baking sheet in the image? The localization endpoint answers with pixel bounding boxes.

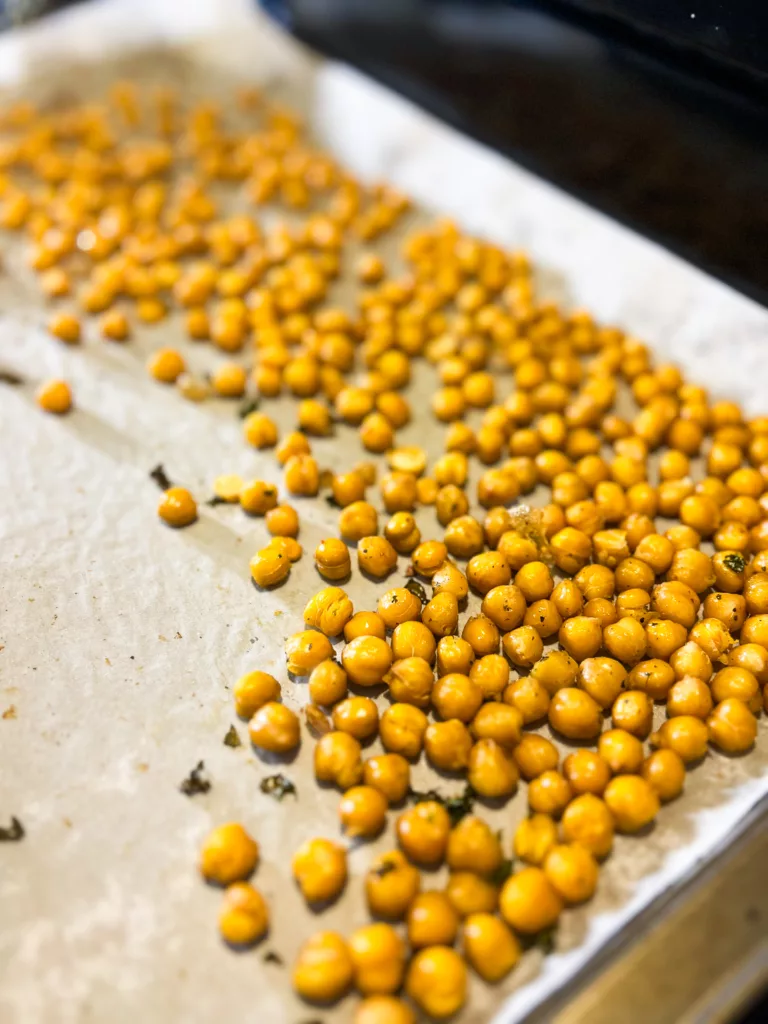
[1,3,768,1023]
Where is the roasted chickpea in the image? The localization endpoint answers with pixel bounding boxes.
[544,843,599,904]
[349,923,407,996]
[363,754,410,804]
[405,946,467,1019]
[470,702,522,749]
[158,487,198,528]
[315,538,352,581]
[435,483,469,526]
[412,540,449,578]
[445,872,498,917]
[390,621,436,664]
[314,731,364,790]
[446,815,503,875]
[462,913,521,983]
[650,716,708,764]
[667,676,714,718]
[668,548,715,593]
[513,814,557,866]
[431,560,470,602]
[218,882,269,946]
[340,785,388,838]
[577,657,625,709]
[604,775,659,832]
[249,701,300,754]
[702,592,747,633]
[563,750,612,796]
[407,891,459,949]
[397,801,451,865]
[598,729,644,774]
[425,719,473,771]
[380,703,428,759]
[384,656,434,708]
[434,638,473,679]
[358,536,398,579]
[384,512,421,554]
[503,676,551,724]
[514,734,559,779]
[233,670,281,718]
[530,650,579,695]
[645,618,689,660]
[309,659,348,706]
[558,616,603,662]
[611,690,653,738]
[286,630,334,675]
[462,615,501,657]
[515,561,554,602]
[344,610,387,642]
[575,564,616,601]
[561,793,614,858]
[422,591,460,638]
[343,636,393,686]
[727,643,768,685]
[468,738,519,798]
[642,749,686,802]
[339,501,379,542]
[549,687,603,740]
[502,625,543,668]
[634,533,675,575]
[200,823,259,885]
[365,849,421,919]
[292,837,348,905]
[444,516,484,559]
[551,579,585,619]
[669,641,712,682]
[481,585,527,632]
[332,470,366,507]
[496,531,539,572]
[432,674,483,723]
[304,587,354,637]
[707,698,758,753]
[528,771,573,817]
[602,616,646,664]
[293,931,354,1004]
[742,615,768,647]
[331,696,378,740]
[500,867,563,934]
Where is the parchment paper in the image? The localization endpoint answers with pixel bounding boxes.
[1,3,767,1024]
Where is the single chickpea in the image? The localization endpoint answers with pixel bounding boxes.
[276,431,311,466]
[645,617,690,660]
[528,771,573,817]
[200,822,260,885]
[558,616,604,662]
[650,716,708,764]
[408,891,459,948]
[385,512,421,554]
[742,615,768,647]
[530,650,579,695]
[727,642,768,685]
[365,849,421,919]
[598,729,645,774]
[462,913,521,983]
[611,690,653,738]
[642,749,686,802]
[342,635,393,687]
[422,591,460,638]
[500,867,563,934]
[702,592,747,633]
[578,657,626,709]
[503,676,550,724]
[293,931,354,1004]
[436,484,470,526]
[445,815,503,876]
[513,814,558,866]
[349,923,407,996]
[445,872,498,918]
[563,750,612,795]
[292,837,348,905]
[468,738,519,798]
[412,540,448,578]
[339,785,388,838]
[48,311,81,344]
[391,621,436,663]
[405,946,467,1019]
[669,641,712,682]
[315,538,352,581]
[431,561,469,602]
[548,688,603,740]
[384,656,434,707]
[248,701,300,754]
[707,698,758,753]
[544,843,599,904]
[380,703,428,759]
[243,411,279,449]
[667,548,715,593]
[313,730,361,793]
[561,793,614,858]
[308,659,348,706]
[575,564,616,601]
[363,754,410,804]
[469,654,510,699]
[218,882,269,946]
[549,527,593,574]
[425,719,473,771]
[666,675,714,719]
[603,616,647,664]
[551,579,585,619]
[332,696,379,740]
[233,670,281,718]
[359,536,398,579]
[515,561,554,601]
[431,673,484,723]
[496,531,539,572]
[397,801,451,865]
[240,479,279,516]
[604,775,660,832]
[470,702,522,748]
[285,630,334,675]
[158,487,197,528]
[513,733,559,780]
[502,625,543,668]
[36,378,72,415]
[284,453,320,496]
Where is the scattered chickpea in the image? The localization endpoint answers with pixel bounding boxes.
[200,823,259,885]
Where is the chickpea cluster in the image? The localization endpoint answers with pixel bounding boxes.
[9,81,766,1022]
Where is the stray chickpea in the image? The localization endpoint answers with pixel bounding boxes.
[598,728,645,774]
[218,882,269,946]
[48,311,81,344]
[233,670,281,718]
[349,923,407,996]
[561,793,614,858]
[408,891,459,948]
[293,931,354,1004]
[285,453,320,496]
[500,867,563,934]
[240,479,279,516]
[397,801,451,866]
[340,785,388,838]
[243,411,279,449]
[248,701,300,754]
[642,749,686,802]
[316,538,352,581]
[36,378,72,414]
[292,837,348,904]
[463,913,521,983]
[445,872,498,918]
[365,849,421,919]
[513,814,558,866]
[385,512,421,554]
[158,487,197,528]
[406,945,467,1019]
[707,698,758,753]
[200,823,259,885]
[364,753,410,804]
[343,636,393,686]
[604,775,659,832]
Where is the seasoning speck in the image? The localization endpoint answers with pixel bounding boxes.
[260,773,297,801]
[0,817,24,841]
[223,725,242,748]
[149,464,173,490]
[179,761,211,796]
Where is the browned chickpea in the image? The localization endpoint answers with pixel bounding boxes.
[578,657,626,709]
[669,641,712,682]
[481,584,527,632]
[583,597,619,628]
[432,674,483,722]
[558,616,603,662]
[551,579,585,619]
[563,750,611,795]
[397,801,451,865]
[549,688,602,740]
[503,676,550,724]
[707,698,758,752]
[447,815,503,875]
[598,729,644,774]
[466,552,512,597]
[650,716,708,764]
[603,775,660,832]
[469,654,510,699]
[603,616,647,664]
[332,470,366,507]
[292,837,348,906]
[249,702,300,754]
[690,618,737,662]
[528,770,573,817]
[575,564,616,601]
[514,561,553,602]
[432,561,470,602]
[436,484,470,526]
[469,703,521,749]
[468,738,520,798]
[333,696,379,740]
[727,642,768,685]
[421,592,460,639]
[435,636,475,677]
[502,625,543,668]
[461,614,501,656]
[611,690,653,737]
[344,611,387,642]
[443,517,483,561]
[514,734,559,780]
[645,617,689,659]
[530,650,579,695]
[339,785,388,838]
[343,636,393,686]
[667,676,714,719]
[665,524,702,551]
[380,703,428,758]
[425,719,473,771]
[614,557,655,594]
[380,472,418,514]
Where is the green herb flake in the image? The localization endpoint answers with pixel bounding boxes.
[238,397,260,419]
[206,495,230,507]
[0,816,24,841]
[260,774,297,801]
[410,783,475,825]
[149,464,173,490]
[223,725,241,748]
[489,858,515,887]
[262,950,284,966]
[405,579,428,605]
[179,761,211,796]
[723,553,747,574]
[0,369,23,386]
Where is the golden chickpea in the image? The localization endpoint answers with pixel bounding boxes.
[248,701,300,754]
[558,616,604,662]
[563,750,612,796]
[200,823,259,885]
[513,814,558,866]
[712,550,748,592]
[314,731,364,790]
[443,816,501,876]
[293,931,354,1004]
[36,378,72,415]
[468,738,519,798]
[460,617,499,659]
[380,703,428,759]
[343,636,393,687]
[240,480,279,517]
[384,656,434,707]
[702,592,747,633]
[500,867,563,934]
[513,733,559,780]
[549,687,603,740]
[503,676,550,724]
[412,540,449,578]
[358,536,398,579]
[233,670,281,718]
[502,625,543,668]
[544,843,599,904]
[496,530,539,572]
[363,753,410,804]
[668,548,715,593]
[577,657,626,709]
[408,892,459,949]
[742,614,768,647]
[552,579,585,619]
[515,561,554,602]
[340,785,388,838]
[465,552,511,596]
[634,533,675,574]
[728,642,768,685]
[549,527,593,574]
[331,470,366,508]
[481,585,527,632]
[445,872,498,917]
[304,587,353,637]
[431,672,483,722]
[292,837,348,905]
[425,719,473,771]
[707,698,758,753]
[314,538,352,581]
[604,775,659,832]
[266,504,299,538]
[218,882,269,946]
[422,591,460,638]
[276,431,311,466]
[435,483,469,525]
[374,589,421,630]
[330,696,377,740]
[462,913,521,983]
[431,561,469,602]
[611,690,653,738]
[405,946,467,1019]
[389,621,435,663]
[470,702,522,748]
[365,850,421,919]
[308,659,348,707]
[669,641,712,682]
[651,716,708,764]
[348,923,406,997]
[285,630,334,675]
[528,771,573,817]
[598,729,644,774]
[243,411,278,449]
[530,650,579,695]
[667,676,714,719]
[384,512,421,555]
[344,610,387,642]
[354,995,415,1024]
[284,453,320,496]
[397,801,451,866]
[645,617,689,660]
[561,793,614,858]
[157,487,198,529]
[642,749,686,802]
[603,616,647,664]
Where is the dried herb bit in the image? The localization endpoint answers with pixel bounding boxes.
[223,725,242,748]
[324,494,341,508]
[304,704,332,737]
[260,773,297,801]
[0,817,25,841]
[149,464,173,490]
[489,858,515,887]
[0,369,24,386]
[723,552,747,574]
[206,495,229,506]
[238,397,260,419]
[531,925,558,955]
[405,579,428,605]
[409,783,475,825]
[372,859,397,878]
[262,950,285,966]
[179,761,211,796]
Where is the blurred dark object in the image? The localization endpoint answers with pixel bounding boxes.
[264,0,768,308]
[0,0,77,29]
